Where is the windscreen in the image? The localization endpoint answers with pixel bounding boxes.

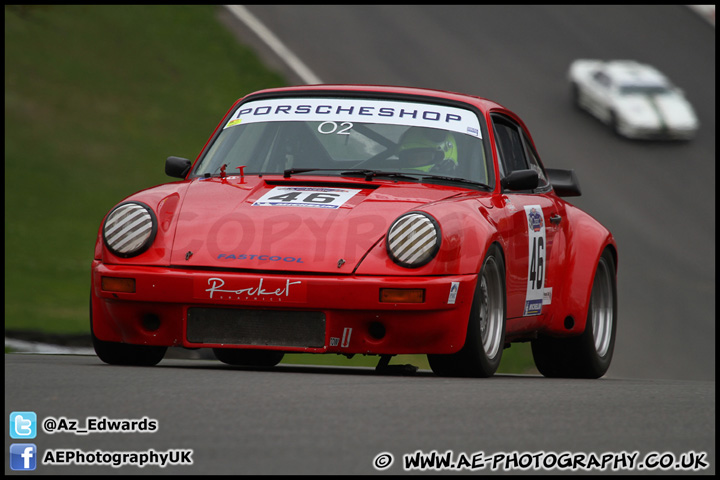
[619,84,671,96]
[193,97,492,187]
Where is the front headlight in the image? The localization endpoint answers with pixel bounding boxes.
[386,212,441,268]
[103,202,157,258]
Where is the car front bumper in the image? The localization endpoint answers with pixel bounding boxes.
[617,121,697,140]
[91,261,477,355]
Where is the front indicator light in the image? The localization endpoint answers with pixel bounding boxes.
[380,288,425,303]
[101,276,136,293]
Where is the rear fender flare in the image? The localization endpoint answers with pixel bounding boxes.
[544,205,617,336]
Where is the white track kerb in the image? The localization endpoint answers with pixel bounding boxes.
[225,5,324,84]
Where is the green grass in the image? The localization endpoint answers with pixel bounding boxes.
[5,5,284,332]
[283,345,538,375]
[4,5,537,374]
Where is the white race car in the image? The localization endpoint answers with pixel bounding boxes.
[568,60,699,140]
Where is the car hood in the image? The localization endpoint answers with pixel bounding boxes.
[615,94,698,128]
[169,175,466,273]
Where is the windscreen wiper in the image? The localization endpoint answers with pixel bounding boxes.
[341,169,422,182]
[283,168,328,178]
[420,174,493,191]
[283,168,419,182]
[282,168,491,189]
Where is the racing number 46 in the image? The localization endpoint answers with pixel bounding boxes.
[523,205,546,316]
[252,186,361,209]
[269,191,340,204]
[529,236,544,290]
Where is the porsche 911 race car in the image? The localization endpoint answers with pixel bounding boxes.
[569,59,698,140]
[91,84,618,378]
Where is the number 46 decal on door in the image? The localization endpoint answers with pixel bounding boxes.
[524,205,545,316]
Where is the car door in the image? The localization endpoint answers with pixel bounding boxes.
[491,114,567,322]
[584,70,613,121]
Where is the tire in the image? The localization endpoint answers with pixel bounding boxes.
[609,111,624,137]
[213,348,284,367]
[571,83,581,109]
[92,335,167,366]
[90,296,166,366]
[531,248,617,378]
[428,244,506,377]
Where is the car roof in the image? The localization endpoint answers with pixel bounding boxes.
[602,61,670,87]
[225,84,538,150]
[242,84,507,112]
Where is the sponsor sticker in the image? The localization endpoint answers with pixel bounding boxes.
[193,276,307,303]
[524,205,546,316]
[543,287,552,305]
[448,282,460,304]
[330,328,353,348]
[252,186,360,209]
[341,328,352,348]
[225,98,482,138]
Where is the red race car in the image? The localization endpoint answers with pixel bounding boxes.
[91,85,617,378]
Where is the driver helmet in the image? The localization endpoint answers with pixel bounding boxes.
[398,127,458,171]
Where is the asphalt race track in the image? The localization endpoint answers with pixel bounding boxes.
[4,355,715,475]
[5,6,715,475]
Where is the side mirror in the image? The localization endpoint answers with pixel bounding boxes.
[546,168,582,197]
[501,169,539,191]
[165,156,192,179]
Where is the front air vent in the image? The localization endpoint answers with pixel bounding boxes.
[264,179,380,190]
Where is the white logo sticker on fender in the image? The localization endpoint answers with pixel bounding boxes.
[543,287,552,305]
[341,328,352,348]
[252,186,360,209]
[448,281,460,304]
[524,205,545,316]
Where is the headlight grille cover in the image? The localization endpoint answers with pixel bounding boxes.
[387,212,441,267]
[103,202,157,257]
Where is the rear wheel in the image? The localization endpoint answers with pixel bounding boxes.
[213,348,284,367]
[531,248,616,378]
[428,244,506,377]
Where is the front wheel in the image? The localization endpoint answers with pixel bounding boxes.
[92,334,167,366]
[90,296,166,366]
[428,244,506,377]
[571,82,581,109]
[531,248,617,378]
[609,110,627,138]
